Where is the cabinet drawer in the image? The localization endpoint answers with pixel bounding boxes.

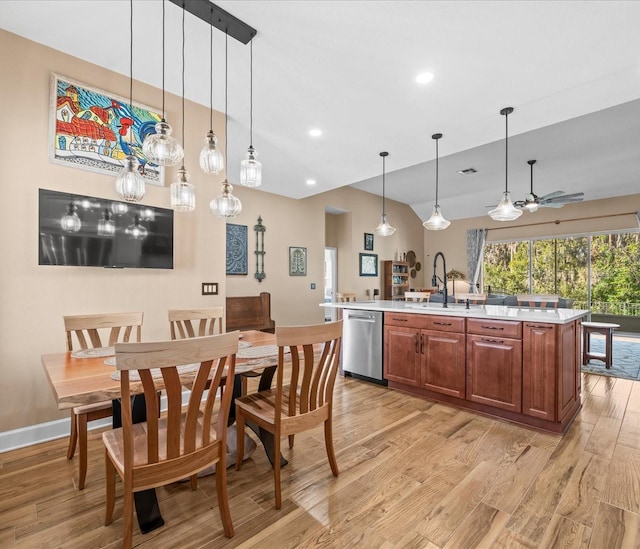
[384,312,418,327]
[421,315,466,333]
[467,318,522,339]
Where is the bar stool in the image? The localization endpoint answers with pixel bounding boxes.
[582,321,620,369]
[336,292,356,302]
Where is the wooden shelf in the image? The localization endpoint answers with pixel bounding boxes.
[383,261,410,300]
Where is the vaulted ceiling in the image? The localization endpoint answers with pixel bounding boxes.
[2,1,639,220]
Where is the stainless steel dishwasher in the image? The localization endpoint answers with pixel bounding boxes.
[342,309,386,385]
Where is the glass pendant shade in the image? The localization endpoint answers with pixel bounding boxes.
[423,205,451,230]
[488,191,523,221]
[60,203,81,232]
[210,180,242,218]
[125,215,148,240]
[142,121,184,166]
[115,155,146,202]
[240,146,262,187]
[97,209,116,236]
[374,213,396,237]
[171,166,196,212]
[199,131,224,174]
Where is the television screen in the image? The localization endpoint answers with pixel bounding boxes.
[39,189,173,269]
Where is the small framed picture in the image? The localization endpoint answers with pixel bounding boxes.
[289,246,307,276]
[359,253,378,277]
[364,232,374,251]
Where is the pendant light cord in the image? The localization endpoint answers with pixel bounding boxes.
[224,31,228,172]
[209,7,213,131]
[504,110,509,193]
[249,40,253,148]
[181,3,185,147]
[129,0,133,116]
[161,0,166,120]
[435,137,439,206]
[382,155,386,215]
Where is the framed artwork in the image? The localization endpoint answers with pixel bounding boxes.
[359,253,378,277]
[364,232,374,251]
[289,246,307,276]
[49,73,164,185]
[226,224,248,275]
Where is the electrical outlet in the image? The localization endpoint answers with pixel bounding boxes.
[202,282,218,295]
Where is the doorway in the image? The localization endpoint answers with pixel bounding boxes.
[324,247,337,321]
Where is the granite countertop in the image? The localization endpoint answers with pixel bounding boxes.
[321,300,588,324]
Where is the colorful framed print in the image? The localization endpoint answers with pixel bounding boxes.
[226,224,248,275]
[289,246,307,276]
[359,253,378,276]
[364,232,374,251]
[49,73,164,185]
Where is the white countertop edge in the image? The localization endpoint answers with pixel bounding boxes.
[320,300,588,324]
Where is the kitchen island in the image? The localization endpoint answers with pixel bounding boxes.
[323,300,588,433]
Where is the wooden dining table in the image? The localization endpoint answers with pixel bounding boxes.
[41,329,283,534]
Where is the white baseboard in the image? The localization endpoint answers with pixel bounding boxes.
[1,391,195,453]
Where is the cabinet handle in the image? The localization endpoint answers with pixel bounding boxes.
[480,325,504,330]
[481,338,504,344]
[526,324,550,329]
[392,317,408,322]
[420,333,425,354]
[434,321,452,326]
[415,334,419,353]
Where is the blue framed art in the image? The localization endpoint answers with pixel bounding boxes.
[226,224,248,275]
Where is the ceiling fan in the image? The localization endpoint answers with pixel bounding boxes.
[513,159,584,212]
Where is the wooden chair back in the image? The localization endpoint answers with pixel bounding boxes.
[404,291,431,302]
[169,307,223,340]
[226,292,276,333]
[104,332,238,545]
[455,293,487,304]
[336,292,356,302]
[64,312,143,351]
[516,294,560,308]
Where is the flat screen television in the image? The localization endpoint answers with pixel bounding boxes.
[39,188,173,269]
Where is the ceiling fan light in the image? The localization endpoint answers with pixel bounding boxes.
[374,213,396,236]
[489,191,523,221]
[423,205,451,230]
[524,201,539,212]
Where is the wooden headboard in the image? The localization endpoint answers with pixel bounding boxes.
[226,292,276,333]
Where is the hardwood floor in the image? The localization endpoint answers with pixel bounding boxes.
[2,372,640,548]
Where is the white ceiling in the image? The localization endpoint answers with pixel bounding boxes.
[2,1,639,220]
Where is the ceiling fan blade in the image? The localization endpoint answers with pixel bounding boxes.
[540,192,585,205]
[539,202,566,208]
[537,190,565,201]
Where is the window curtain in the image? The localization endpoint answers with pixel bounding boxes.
[466,228,487,293]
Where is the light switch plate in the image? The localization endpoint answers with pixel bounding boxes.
[310,283,316,289]
[202,282,218,295]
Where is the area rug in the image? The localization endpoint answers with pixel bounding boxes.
[580,334,640,380]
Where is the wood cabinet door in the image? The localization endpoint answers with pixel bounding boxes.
[522,323,556,421]
[421,330,466,398]
[557,321,578,421]
[384,325,420,386]
[466,334,522,412]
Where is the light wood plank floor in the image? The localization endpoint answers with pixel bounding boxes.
[2,372,640,548]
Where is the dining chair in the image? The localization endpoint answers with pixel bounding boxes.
[63,312,144,490]
[404,291,431,302]
[103,332,239,549]
[235,320,343,509]
[455,293,487,304]
[516,294,560,308]
[168,307,223,340]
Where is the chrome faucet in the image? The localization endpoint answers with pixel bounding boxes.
[432,251,448,308]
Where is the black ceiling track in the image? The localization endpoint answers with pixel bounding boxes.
[169,0,257,44]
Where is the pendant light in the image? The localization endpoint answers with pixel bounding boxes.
[125,214,148,240]
[97,209,116,236]
[488,107,522,221]
[423,133,450,230]
[60,201,81,233]
[115,0,146,202]
[199,6,224,175]
[170,4,195,212]
[210,31,242,218]
[239,39,262,187]
[373,151,396,236]
[142,0,183,167]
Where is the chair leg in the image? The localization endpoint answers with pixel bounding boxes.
[105,451,116,525]
[78,413,88,489]
[67,411,78,459]
[241,375,248,396]
[288,434,295,449]
[122,482,134,549]
[324,418,339,477]
[235,410,245,471]
[190,474,198,490]
[274,431,282,509]
[215,460,234,537]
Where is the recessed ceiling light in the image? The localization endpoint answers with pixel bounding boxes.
[415,72,434,84]
[458,168,478,175]
[308,128,322,137]
[306,179,317,185]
